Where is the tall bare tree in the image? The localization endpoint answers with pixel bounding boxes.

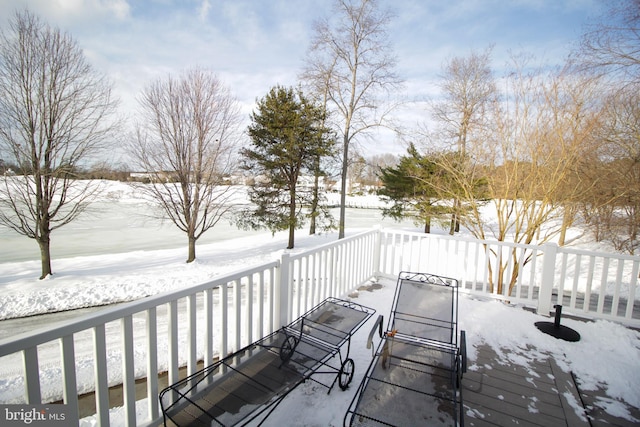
[466,61,602,296]
[0,11,118,279]
[431,55,603,295]
[300,65,336,236]
[430,47,496,234]
[130,68,240,263]
[304,0,402,238]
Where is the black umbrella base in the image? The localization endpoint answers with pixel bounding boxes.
[535,321,581,342]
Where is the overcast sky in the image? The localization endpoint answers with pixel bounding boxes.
[0,0,608,156]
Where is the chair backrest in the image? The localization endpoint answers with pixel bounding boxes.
[388,272,458,347]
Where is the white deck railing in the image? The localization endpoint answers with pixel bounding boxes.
[377,230,640,325]
[0,228,638,426]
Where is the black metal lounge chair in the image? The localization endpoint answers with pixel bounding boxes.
[344,272,467,427]
[159,297,375,426]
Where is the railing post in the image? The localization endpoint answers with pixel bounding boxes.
[537,243,558,316]
[373,226,382,279]
[276,253,291,329]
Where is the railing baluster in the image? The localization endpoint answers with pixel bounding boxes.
[93,324,109,427]
[597,258,610,314]
[204,289,214,365]
[311,253,317,306]
[344,241,351,295]
[234,279,241,350]
[558,252,568,305]
[247,275,254,345]
[168,300,179,385]
[268,268,275,334]
[23,346,40,404]
[390,232,398,273]
[483,243,491,294]
[319,249,327,300]
[571,254,582,309]
[121,315,136,427]
[612,259,624,317]
[461,240,469,290]
[293,258,300,318]
[257,272,265,337]
[584,256,596,313]
[473,240,481,291]
[187,294,197,376]
[60,335,79,422]
[146,307,159,421]
[220,282,229,362]
[626,261,639,320]
[527,247,538,301]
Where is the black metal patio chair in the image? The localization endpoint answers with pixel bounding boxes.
[159,297,375,426]
[344,272,467,427]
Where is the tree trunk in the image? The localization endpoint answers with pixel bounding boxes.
[559,221,568,247]
[559,206,575,246]
[449,213,456,235]
[288,187,296,249]
[424,216,431,233]
[37,235,52,279]
[449,199,461,234]
[187,235,196,263]
[339,134,349,239]
[309,158,320,235]
[288,224,295,249]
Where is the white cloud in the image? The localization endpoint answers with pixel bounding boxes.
[0,0,608,155]
[198,0,211,21]
[0,0,131,26]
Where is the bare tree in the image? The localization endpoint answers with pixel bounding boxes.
[430,47,496,234]
[304,0,402,238]
[577,0,640,86]
[444,57,599,295]
[583,88,640,253]
[0,11,118,279]
[130,68,241,263]
[300,66,337,236]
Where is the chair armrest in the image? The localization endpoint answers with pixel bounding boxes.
[367,315,384,350]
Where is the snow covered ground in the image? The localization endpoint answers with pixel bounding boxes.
[0,180,639,425]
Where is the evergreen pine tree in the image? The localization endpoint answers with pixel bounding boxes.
[240,86,334,249]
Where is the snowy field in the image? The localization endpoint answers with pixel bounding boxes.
[0,180,639,425]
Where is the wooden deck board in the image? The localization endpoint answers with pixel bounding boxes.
[463,343,640,427]
[463,374,566,420]
[578,384,640,426]
[464,344,588,427]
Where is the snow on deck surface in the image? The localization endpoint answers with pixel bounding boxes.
[263,278,640,427]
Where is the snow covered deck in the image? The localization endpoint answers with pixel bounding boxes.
[249,278,640,427]
[464,344,640,427]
